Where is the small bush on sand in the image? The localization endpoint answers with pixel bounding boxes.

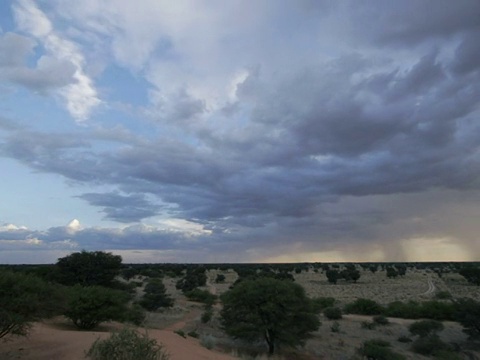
[200,334,216,350]
[411,335,450,356]
[344,298,383,315]
[86,328,169,360]
[323,306,342,320]
[357,339,405,360]
[373,315,390,325]
[311,297,336,313]
[409,320,444,338]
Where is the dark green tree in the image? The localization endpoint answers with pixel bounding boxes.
[326,269,339,284]
[0,270,64,339]
[64,285,129,329]
[56,251,122,287]
[459,267,480,286]
[220,277,320,355]
[175,267,207,292]
[454,298,480,338]
[139,278,173,311]
[409,320,444,338]
[386,267,398,279]
[215,274,226,283]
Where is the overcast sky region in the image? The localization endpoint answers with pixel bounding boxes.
[1,0,480,264]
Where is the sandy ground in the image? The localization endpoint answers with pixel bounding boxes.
[1,317,237,360]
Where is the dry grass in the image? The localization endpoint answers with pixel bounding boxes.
[155,267,480,359]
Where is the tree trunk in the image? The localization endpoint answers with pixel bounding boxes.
[265,329,275,355]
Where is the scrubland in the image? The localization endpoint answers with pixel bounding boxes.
[2,263,480,360]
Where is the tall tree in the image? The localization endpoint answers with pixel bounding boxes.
[220,277,319,355]
[56,251,122,287]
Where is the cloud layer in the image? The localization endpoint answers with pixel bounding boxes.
[1,1,480,263]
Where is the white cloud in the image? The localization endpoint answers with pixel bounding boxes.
[0,223,28,231]
[12,0,100,121]
[66,218,81,234]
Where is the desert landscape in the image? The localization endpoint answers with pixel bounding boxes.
[2,261,479,360]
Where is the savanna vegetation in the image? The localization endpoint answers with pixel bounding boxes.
[2,258,480,359]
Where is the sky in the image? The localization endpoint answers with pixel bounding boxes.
[0,0,480,264]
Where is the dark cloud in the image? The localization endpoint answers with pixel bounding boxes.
[349,0,480,46]
[78,192,159,222]
[1,1,480,261]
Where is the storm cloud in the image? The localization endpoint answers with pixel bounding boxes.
[1,0,479,263]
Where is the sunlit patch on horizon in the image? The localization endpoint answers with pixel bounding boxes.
[401,237,473,262]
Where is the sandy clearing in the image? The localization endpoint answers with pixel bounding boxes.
[1,318,237,360]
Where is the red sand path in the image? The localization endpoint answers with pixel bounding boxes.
[1,319,237,360]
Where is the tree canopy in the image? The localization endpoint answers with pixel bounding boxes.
[56,250,122,287]
[220,277,319,355]
[0,270,64,339]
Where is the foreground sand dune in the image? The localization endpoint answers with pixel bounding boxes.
[1,320,237,360]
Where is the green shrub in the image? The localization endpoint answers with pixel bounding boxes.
[215,274,226,283]
[397,335,412,343]
[174,329,186,338]
[357,339,405,360]
[0,270,64,339]
[344,298,383,315]
[323,306,342,320]
[361,321,376,330]
[409,320,444,338]
[184,289,216,306]
[385,300,455,320]
[124,304,146,326]
[201,308,213,323]
[187,330,199,338]
[86,328,169,360]
[435,291,452,300]
[454,297,480,339]
[64,285,129,330]
[200,334,216,350]
[373,315,389,325]
[330,321,341,333]
[311,297,336,313]
[139,278,173,311]
[411,335,449,356]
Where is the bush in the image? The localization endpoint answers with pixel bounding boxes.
[311,297,335,313]
[384,300,455,320]
[0,270,64,339]
[64,285,129,329]
[409,320,444,338]
[357,339,405,360]
[330,321,340,333]
[361,321,376,330]
[124,304,146,326]
[86,328,169,360]
[174,330,186,338]
[454,297,480,338]
[200,334,216,350]
[411,335,449,356]
[188,330,199,338]
[201,308,213,323]
[397,335,412,343]
[435,291,452,300]
[373,315,389,325]
[323,306,342,320]
[184,289,216,306]
[139,278,173,311]
[344,298,383,315]
[215,274,226,283]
